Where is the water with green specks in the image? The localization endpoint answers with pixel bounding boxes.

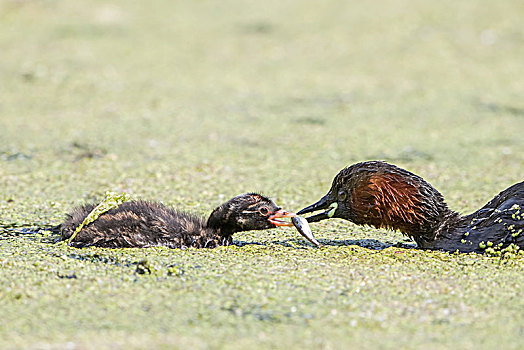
[1,1,523,348]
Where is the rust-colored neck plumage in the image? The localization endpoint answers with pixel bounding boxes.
[337,162,459,247]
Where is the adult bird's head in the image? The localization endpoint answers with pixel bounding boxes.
[296,161,447,237]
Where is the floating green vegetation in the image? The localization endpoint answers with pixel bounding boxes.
[484,243,522,260]
[1,0,523,349]
[66,192,131,244]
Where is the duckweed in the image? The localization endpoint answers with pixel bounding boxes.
[1,0,523,349]
[67,191,131,244]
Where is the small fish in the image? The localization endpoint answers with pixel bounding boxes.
[292,216,321,247]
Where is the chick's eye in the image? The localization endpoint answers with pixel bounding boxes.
[338,190,347,201]
[258,207,269,216]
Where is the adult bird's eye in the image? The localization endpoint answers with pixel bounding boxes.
[258,207,269,216]
[338,190,347,201]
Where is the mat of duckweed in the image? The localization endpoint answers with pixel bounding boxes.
[2,0,524,348]
[1,226,522,349]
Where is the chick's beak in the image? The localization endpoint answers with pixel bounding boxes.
[268,209,296,227]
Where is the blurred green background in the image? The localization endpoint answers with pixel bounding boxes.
[1,0,523,349]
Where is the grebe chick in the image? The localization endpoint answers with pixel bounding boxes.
[60,193,295,249]
[297,161,523,253]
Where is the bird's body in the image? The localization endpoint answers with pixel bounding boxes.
[428,182,523,252]
[298,161,524,253]
[60,193,295,249]
[60,201,222,248]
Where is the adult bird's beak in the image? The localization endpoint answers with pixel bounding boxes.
[296,195,338,223]
[268,209,296,227]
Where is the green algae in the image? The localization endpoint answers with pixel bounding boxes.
[67,191,131,244]
[1,0,524,349]
[1,234,523,349]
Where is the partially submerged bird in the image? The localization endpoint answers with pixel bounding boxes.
[297,161,524,253]
[60,193,301,249]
